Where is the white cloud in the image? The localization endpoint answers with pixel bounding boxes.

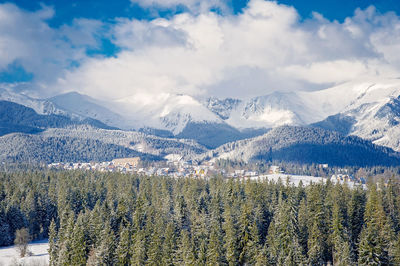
[130,0,229,14]
[0,3,102,96]
[4,0,400,100]
[56,0,400,100]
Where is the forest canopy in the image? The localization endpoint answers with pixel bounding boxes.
[1,170,400,265]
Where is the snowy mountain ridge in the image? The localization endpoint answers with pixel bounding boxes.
[2,78,400,151]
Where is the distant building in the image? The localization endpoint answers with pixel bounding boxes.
[269,165,284,174]
[112,157,141,168]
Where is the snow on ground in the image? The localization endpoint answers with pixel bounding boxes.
[251,174,366,189]
[251,174,327,186]
[0,240,49,266]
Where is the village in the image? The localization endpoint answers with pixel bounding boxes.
[47,157,367,188]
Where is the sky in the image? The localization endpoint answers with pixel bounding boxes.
[1,0,400,99]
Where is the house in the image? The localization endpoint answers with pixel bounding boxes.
[112,157,141,168]
[269,166,283,174]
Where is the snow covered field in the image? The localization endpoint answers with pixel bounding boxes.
[0,240,49,266]
[251,174,366,189]
[252,174,327,186]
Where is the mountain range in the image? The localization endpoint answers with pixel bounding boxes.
[1,78,400,166]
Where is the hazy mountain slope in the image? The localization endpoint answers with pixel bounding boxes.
[199,126,400,166]
[311,114,356,135]
[311,80,400,151]
[176,122,269,149]
[48,92,126,129]
[0,87,66,116]
[226,92,313,129]
[0,124,211,163]
[110,93,224,134]
[0,133,159,163]
[0,101,113,136]
[204,97,241,120]
[39,126,208,158]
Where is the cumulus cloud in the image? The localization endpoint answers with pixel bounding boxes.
[0,3,102,96]
[55,0,400,100]
[3,0,400,100]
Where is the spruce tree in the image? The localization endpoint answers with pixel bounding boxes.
[70,214,87,265]
[331,201,352,265]
[358,184,390,265]
[57,213,75,266]
[174,229,196,265]
[223,205,239,266]
[96,221,116,265]
[115,224,131,266]
[146,218,163,266]
[307,185,328,265]
[162,222,176,266]
[48,219,58,266]
[267,193,305,265]
[297,198,308,255]
[130,229,147,265]
[207,218,224,265]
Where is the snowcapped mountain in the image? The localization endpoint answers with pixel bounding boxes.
[201,78,400,151]
[203,91,329,130]
[108,93,223,134]
[3,78,400,152]
[310,78,400,151]
[48,92,126,129]
[0,86,66,116]
[204,97,241,120]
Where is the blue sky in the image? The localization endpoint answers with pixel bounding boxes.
[5,0,400,25]
[1,0,400,98]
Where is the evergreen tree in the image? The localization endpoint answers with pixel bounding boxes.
[70,214,87,265]
[223,206,239,266]
[174,230,196,265]
[267,193,305,265]
[48,219,58,266]
[96,221,116,265]
[57,213,75,266]
[347,187,366,260]
[238,202,260,265]
[297,198,308,255]
[331,201,352,265]
[116,224,131,266]
[393,233,400,265]
[130,229,147,265]
[307,185,329,265]
[146,217,163,266]
[206,218,224,265]
[162,222,176,266]
[358,184,390,265]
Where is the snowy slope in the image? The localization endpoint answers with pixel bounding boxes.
[204,78,400,130]
[3,78,400,151]
[201,78,400,151]
[0,86,66,117]
[310,78,400,150]
[108,93,224,134]
[225,92,311,129]
[0,240,49,266]
[48,92,127,129]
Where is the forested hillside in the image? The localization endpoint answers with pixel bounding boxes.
[201,126,400,166]
[0,101,114,136]
[0,134,159,163]
[1,170,400,265]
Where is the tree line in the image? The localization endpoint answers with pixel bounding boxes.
[1,170,400,265]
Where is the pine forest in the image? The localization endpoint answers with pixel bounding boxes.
[1,170,400,265]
